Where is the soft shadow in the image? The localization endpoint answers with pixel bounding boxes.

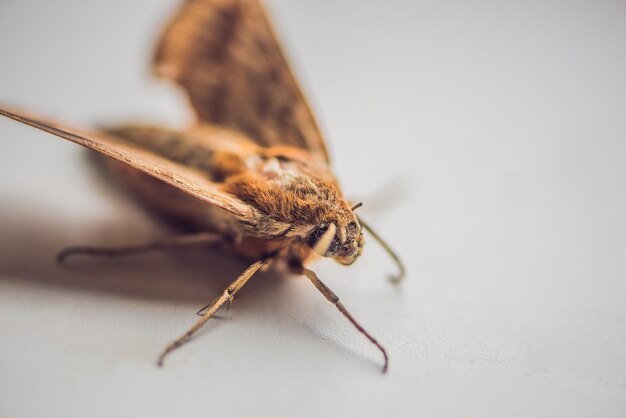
[351,174,412,216]
[0,200,287,308]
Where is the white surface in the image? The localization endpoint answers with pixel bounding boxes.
[1,0,625,417]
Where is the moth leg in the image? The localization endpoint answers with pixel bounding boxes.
[57,232,221,263]
[194,295,233,317]
[357,217,406,283]
[195,296,226,320]
[297,266,389,373]
[157,255,273,367]
[195,296,219,316]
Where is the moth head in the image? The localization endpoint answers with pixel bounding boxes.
[306,218,364,265]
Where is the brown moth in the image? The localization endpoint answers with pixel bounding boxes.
[0,0,404,372]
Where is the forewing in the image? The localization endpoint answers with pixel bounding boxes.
[0,107,255,220]
[154,0,329,161]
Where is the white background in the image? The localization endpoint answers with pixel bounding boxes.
[1,0,625,417]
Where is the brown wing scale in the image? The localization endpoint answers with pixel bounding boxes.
[154,0,329,160]
[0,108,256,221]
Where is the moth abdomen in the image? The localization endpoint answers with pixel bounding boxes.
[105,125,215,172]
[104,124,256,183]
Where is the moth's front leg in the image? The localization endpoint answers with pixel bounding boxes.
[290,262,389,373]
[157,254,274,367]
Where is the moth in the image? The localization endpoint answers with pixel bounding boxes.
[0,0,403,372]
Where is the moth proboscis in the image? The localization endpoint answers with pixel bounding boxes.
[0,0,404,373]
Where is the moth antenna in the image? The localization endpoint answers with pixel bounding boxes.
[358,217,406,283]
[351,202,363,211]
[298,266,388,373]
[158,255,273,367]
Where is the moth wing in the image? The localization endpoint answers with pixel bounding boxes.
[0,108,256,221]
[153,0,329,161]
